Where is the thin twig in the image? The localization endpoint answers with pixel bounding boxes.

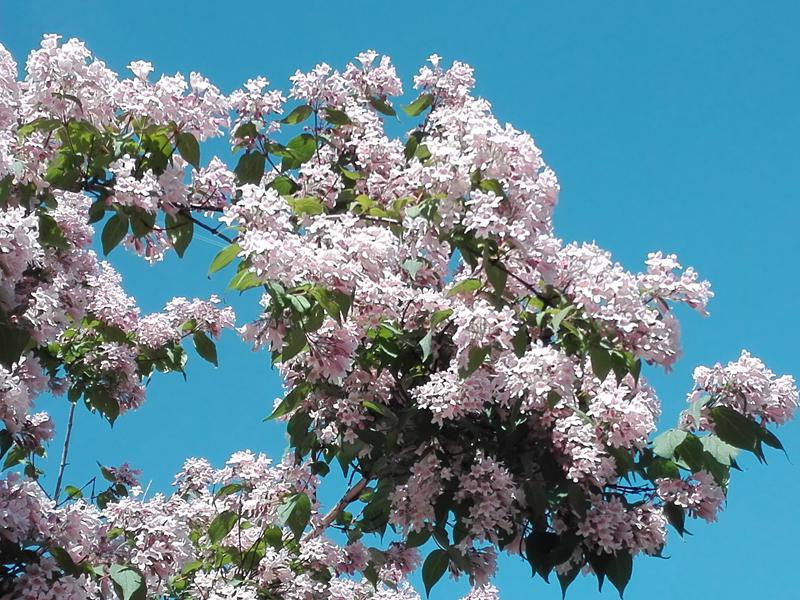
[53,402,77,502]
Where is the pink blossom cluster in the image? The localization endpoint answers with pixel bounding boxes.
[681,350,798,429]
[0,452,489,600]
[655,471,725,522]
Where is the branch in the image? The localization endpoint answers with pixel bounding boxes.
[53,401,77,502]
[185,214,235,244]
[304,477,369,541]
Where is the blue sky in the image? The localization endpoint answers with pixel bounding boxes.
[2,1,799,598]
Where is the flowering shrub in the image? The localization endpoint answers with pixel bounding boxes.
[0,36,796,599]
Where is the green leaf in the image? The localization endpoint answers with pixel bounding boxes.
[589,346,613,381]
[403,93,434,117]
[2,444,26,470]
[369,96,397,116]
[485,260,507,295]
[101,213,129,255]
[268,382,312,420]
[652,429,688,459]
[281,104,313,125]
[278,492,311,539]
[38,213,70,250]
[109,564,146,600]
[287,196,325,216]
[405,528,432,547]
[129,210,156,238]
[422,549,449,596]
[674,433,705,472]
[512,325,529,358]
[460,345,490,378]
[663,502,686,536]
[270,175,299,195]
[214,483,242,500]
[87,199,106,224]
[64,485,83,499]
[234,152,265,184]
[701,435,739,466]
[431,308,453,328]
[758,426,785,453]
[208,510,238,544]
[550,306,574,333]
[228,269,262,292]
[208,243,240,275]
[447,278,481,296]
[605,552,633,598]
[192,331,218,367]
[283,133,316,169]
[322,107,352,126]
[708,406,760,452]
[419,330,433,361]
[402,258,424,280]
[234,122,259,140]
[478,178,505,197]
[176,132,200,169]
[165,212,193,257]
[0,430,12,460]
[404,134,420,160]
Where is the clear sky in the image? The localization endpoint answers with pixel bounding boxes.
[2,1,799,598]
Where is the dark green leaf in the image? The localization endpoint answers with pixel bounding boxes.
[675,433,705,472]
[460,345,490,378]
[478,178,505,197]
[129,210,156,238]
[87,199,106,224]
[214,483,242,500]
[322,107,352,126]
[663,502,686,536]
[234,122,259,140]
[101,213,129,255]
[208,510,238,544]
[369,96,397,116]
[605,552,633,597]
[422,549,449,596]
[405,528,432,547]
[176,132,200,169]
[192,331,218,367]
[268,382,312,420]
[165,213,193,257]
[485,260,507,295]
[589,346,613,381]
[512,325,529,358]
[0,430,12,460]
[234,152,265,184]
[39,213,70,250]
[708,406,760,452]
